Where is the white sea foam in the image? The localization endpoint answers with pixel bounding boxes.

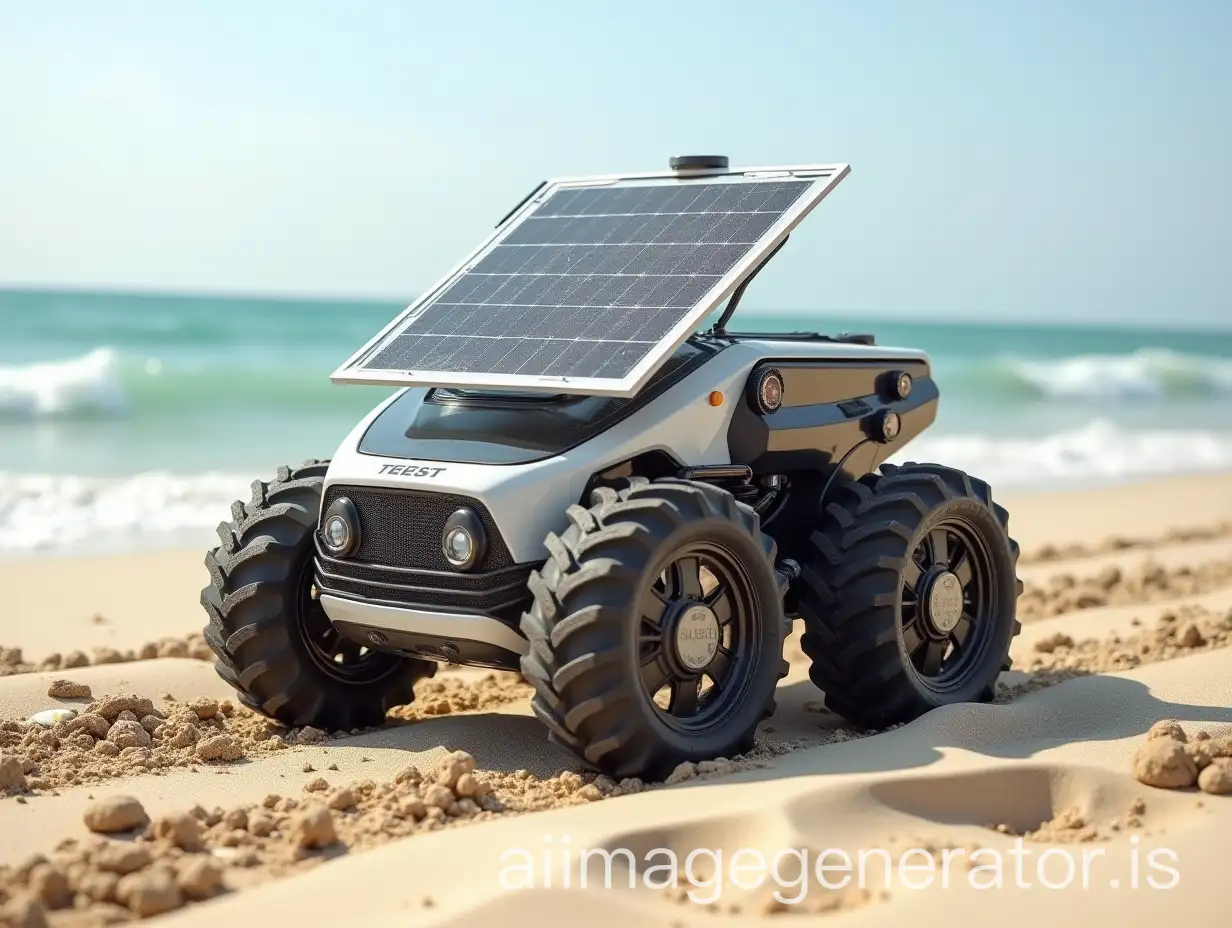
[3,420,1232,557]
[0,348,129,418]
[996,349,1232,399]
[0,470,249,555]
[890,419,1232,489]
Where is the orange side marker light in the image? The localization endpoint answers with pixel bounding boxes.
[708,391,723,407]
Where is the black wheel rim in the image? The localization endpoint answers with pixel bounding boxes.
[900,518,997,692]
[636,542,761,734]
[295,557,397,683]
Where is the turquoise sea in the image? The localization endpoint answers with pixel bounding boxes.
[3,287,1232,557]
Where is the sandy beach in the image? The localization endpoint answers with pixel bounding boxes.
[2,471,1231,926]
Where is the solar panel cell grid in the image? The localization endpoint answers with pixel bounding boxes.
[349,172,835,390]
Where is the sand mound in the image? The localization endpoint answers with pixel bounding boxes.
[1131,720,1232,794]
[387,672,531,722]
[0,749,619,924]
[0,669,542,796]
[1017,558,1232,622]
[0,694,287,794]
[1021,520,1232,565]
[1000,602,1232,699]
[0,635,213,679]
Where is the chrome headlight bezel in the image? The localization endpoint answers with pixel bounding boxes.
[320,497,360,557]
[442,507,486,570]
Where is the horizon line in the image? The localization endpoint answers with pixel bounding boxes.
[1,281,1229,336]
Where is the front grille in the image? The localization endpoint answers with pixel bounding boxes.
[314,559,533,621]
[321,485,514,572]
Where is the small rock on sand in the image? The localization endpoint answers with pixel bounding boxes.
[436,750,475,790]
[177,857,224,900]
[327,787,358,810]
[454,772,480,798]
[1185,741,1214,770]
[1146,719,1187,743]
[0,895,49,928]
[106,719,152,749]
[665,761,699,784]
[91,695,156,721]
[195,734,242,762]
[117,867,183,917]
[46,679,91,699]
[247,811,275,837]
[189,698,219,720]
[95,843,153,875]
[303,777,329,792]
[77,714,111,739]
[1176,623,1206,648]
[27,864,71,909]
[394,765,422,786]
[294,726,327,744]
[84,796,149,834]
[423,783,455,810]
[1133,738,1198,789]
[293,805,337,849]
[151,812,204,851]
[1197,758,1232,795]
[1,752,28,792]
[1034,632,1075,653]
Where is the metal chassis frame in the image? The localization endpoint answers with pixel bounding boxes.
[330,162,852,398]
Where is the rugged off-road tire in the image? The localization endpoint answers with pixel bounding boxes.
[201,460,436,730]
[798,462,1022,729]
[520,477,789,780]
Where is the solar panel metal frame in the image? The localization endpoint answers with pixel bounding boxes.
[331,162,851,398]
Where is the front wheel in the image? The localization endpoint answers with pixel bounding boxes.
[797,462,1022,728]
[200,460,436,730]
[520,478,789,780]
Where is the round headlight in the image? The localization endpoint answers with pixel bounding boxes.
[324,515,350,552]
[748,367,784,415]
[441,508,486,570]
[443,527,474,566]
[320,496,360,557]
[890,370,913,400]
[874,409,901,443]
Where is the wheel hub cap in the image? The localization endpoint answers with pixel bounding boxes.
[672,603,720,672]
[922,569,964,634]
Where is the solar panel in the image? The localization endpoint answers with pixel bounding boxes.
[332,163,850,397]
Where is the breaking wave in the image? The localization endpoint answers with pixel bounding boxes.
[0,470,250,555]
[4,420,1232,556]
[0,348,130,419]
[4,346,1232,423]
[0,347,383,422]
[892,419,1232,489]
[966,349,1232,399]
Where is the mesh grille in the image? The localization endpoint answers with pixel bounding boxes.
[321,485,514,571]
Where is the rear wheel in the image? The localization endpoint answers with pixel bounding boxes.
[520,478,788,780]
[200,460,436,730]
[797,462,1022,728]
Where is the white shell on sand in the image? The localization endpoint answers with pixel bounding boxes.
[29,707,79,727]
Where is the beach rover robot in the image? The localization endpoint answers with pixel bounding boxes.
[201,157,1022,779]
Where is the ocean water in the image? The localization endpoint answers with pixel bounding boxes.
[3,287,1232,557]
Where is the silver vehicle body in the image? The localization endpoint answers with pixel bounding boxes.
[316,338,931,662]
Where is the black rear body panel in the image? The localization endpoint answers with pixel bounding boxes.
[727,358,937,479]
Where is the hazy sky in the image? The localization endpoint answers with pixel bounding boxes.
[1,1,1228,325]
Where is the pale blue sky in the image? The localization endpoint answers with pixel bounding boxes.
[0,0,1228,325]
